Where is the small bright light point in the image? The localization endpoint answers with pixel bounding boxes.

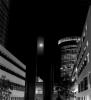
[72,77,75,82]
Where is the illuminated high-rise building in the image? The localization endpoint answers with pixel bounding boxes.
[0,0,9,46]
[58,36,80,76]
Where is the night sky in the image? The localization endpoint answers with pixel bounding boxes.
[5,1,90,78]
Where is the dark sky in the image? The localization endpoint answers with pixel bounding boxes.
[6,1,89,69]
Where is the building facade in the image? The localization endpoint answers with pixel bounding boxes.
[58,37,80,77]
[0,44,26,100]
[71,6,91,100]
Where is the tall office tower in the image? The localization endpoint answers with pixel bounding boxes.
[58,37,80,77]
[0,0,9,46]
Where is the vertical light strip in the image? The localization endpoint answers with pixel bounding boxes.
[87,52,89,63]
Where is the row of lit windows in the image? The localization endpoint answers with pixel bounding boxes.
[61,48,78,53]
[62,54,77,60]
[11,97,24,100]
[61,45,78,50]
[10,83,25,91]
[78,45,89,77]
[77,23,88,59]
[78,76,88,93]
[78,55,88,77]
[77,40,89,73]
[77,96,87,100]
[78,72,91,93]
[77,47,86,69]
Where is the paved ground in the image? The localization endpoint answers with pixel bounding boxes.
[35,93,74,100]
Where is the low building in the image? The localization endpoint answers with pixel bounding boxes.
[0,44,26,100]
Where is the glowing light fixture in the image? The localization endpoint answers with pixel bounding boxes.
[37,37,44,54]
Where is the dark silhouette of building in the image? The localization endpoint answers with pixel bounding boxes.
[0,0,9,46]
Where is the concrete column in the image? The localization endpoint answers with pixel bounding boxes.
[43,43,54,100]
[43,75,52,100]
[25,35,37,100]
[43,37,56,100]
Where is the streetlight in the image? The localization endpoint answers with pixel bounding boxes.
[37,37,44,55]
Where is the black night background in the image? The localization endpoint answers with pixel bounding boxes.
[6,0,90,86]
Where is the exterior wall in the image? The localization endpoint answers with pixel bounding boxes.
[0,56,25,78]
[35,94,43,100]
[0,69,25,86]
[0,45,26,99]
[0,45,26,70]
[77,7,91,85]
[10,90,24,97]
[73,7,91,99]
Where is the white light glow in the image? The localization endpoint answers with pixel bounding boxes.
[37,77,43,82]
[39,43,44,48]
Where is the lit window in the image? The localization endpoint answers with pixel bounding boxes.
[83,32,86,37]
[82,32,86,42]
[87,53,89,63]
[86,41,89,47]
[75,67,77,73]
